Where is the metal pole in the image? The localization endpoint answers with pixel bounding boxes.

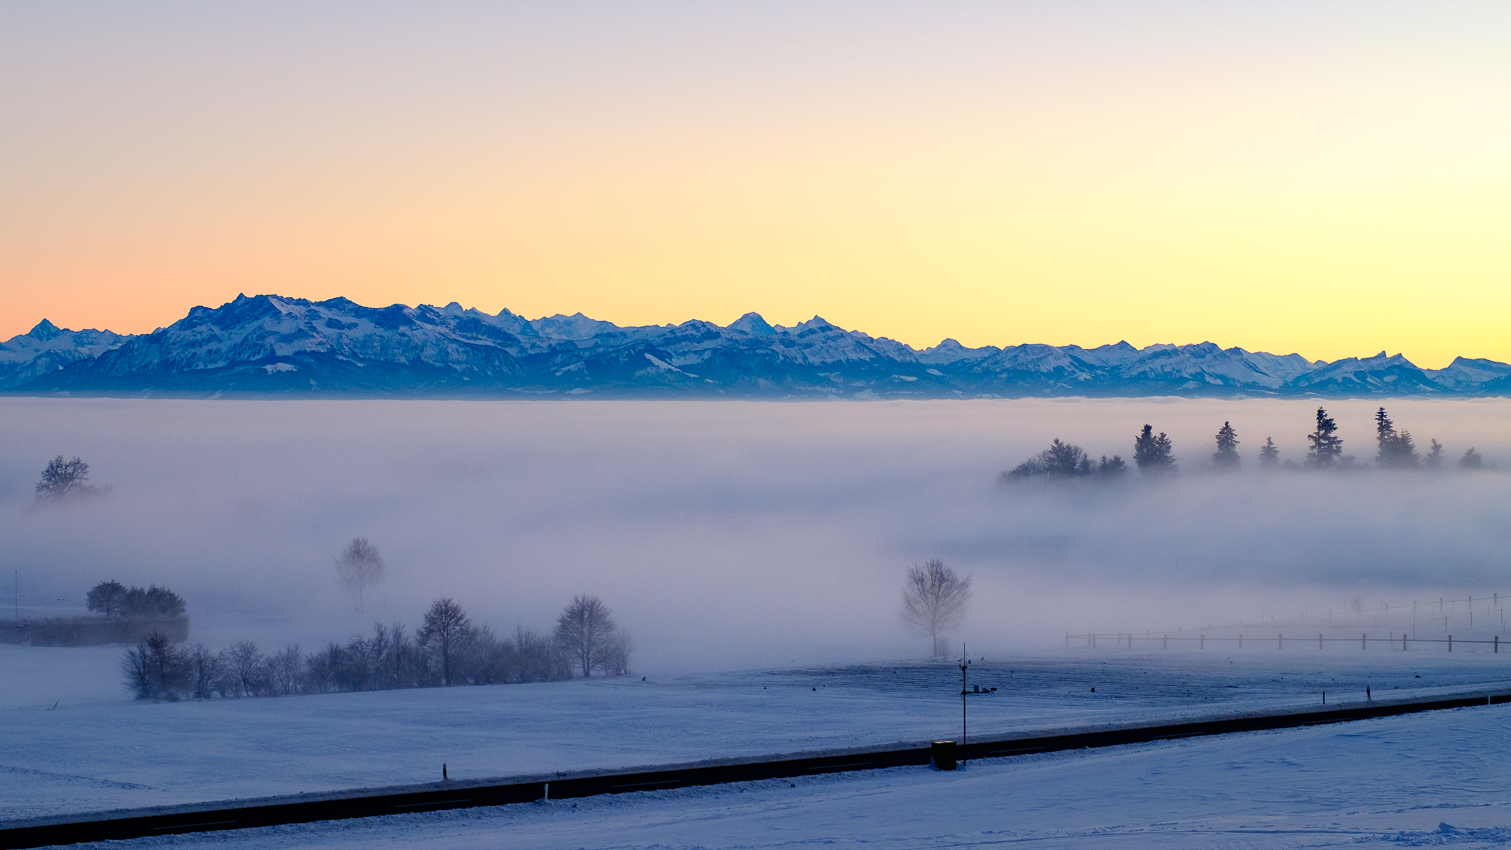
[959,645,968,768]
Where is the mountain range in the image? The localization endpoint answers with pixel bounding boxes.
[3,294,1509,399]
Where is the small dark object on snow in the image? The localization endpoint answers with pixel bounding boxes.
[931,740,958,771]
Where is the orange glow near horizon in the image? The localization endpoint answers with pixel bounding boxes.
[3,3,1510,368]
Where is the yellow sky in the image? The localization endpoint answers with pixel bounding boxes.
[2,3,1509,368]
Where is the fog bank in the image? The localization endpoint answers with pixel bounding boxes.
[1,398,1506,672]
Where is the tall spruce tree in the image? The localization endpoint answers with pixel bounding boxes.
[1258,437,1280,470]
[1211,422,1240,471]
[1425,439,1445,469]
[1133,424,1177,476]
[1375,407,1419,469]
[1305,407,1344,470]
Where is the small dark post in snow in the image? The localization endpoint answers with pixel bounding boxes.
[1322,690,1326,705]
[1449,635,1453,652]
[1403,634,1407,651]
[1362,633,1367,650]
[1496,636,1499,654]
[931,740,958,771]
[1366,687,1371,701]
[443,764,448,781]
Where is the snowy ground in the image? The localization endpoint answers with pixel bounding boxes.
[88,703,1511,850]
[6,644,1511,833]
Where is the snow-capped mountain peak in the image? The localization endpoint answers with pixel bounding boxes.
[5,295,1508,399]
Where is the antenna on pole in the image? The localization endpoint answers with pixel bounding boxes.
[960,643,969,768]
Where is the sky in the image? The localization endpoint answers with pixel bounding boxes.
[3,2,1510,368]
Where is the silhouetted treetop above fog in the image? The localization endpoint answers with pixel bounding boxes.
[1001,406,1484,485]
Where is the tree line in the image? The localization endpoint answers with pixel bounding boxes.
[122,594,633,701]
[1003,406,1491,484]
[87,581,186,618]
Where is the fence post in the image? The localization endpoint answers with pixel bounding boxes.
[1403,634,1407,651]
[1495,635,1499,654]
[1449,635,1453,652]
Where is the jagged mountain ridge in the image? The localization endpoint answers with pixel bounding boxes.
[4,294,1508,398]
[0,319,131,390]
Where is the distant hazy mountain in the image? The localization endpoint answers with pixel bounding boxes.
[0,320,132,390]
[4,294,1509,398]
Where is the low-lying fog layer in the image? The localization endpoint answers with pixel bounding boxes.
[1,398,1507,671]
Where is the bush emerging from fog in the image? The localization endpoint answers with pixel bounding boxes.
[1002,439,1127,484]
[87,581,185,618]
[120,596,631,701]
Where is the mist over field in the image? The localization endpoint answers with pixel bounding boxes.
[1,398,1507,672]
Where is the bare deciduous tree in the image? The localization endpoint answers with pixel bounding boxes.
[225,641,266,698]
[35,456,100,502]
[554,595,628,678]
[186,643,222,700]
[900,559,972,657]
[121,631,187,700]
[336,538,386,614]
[418,598,474,686]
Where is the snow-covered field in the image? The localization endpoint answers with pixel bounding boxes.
[98,703,1511,849]
[7,644,1511,837]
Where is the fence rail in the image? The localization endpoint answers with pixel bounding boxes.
[1068,631,1502,652]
